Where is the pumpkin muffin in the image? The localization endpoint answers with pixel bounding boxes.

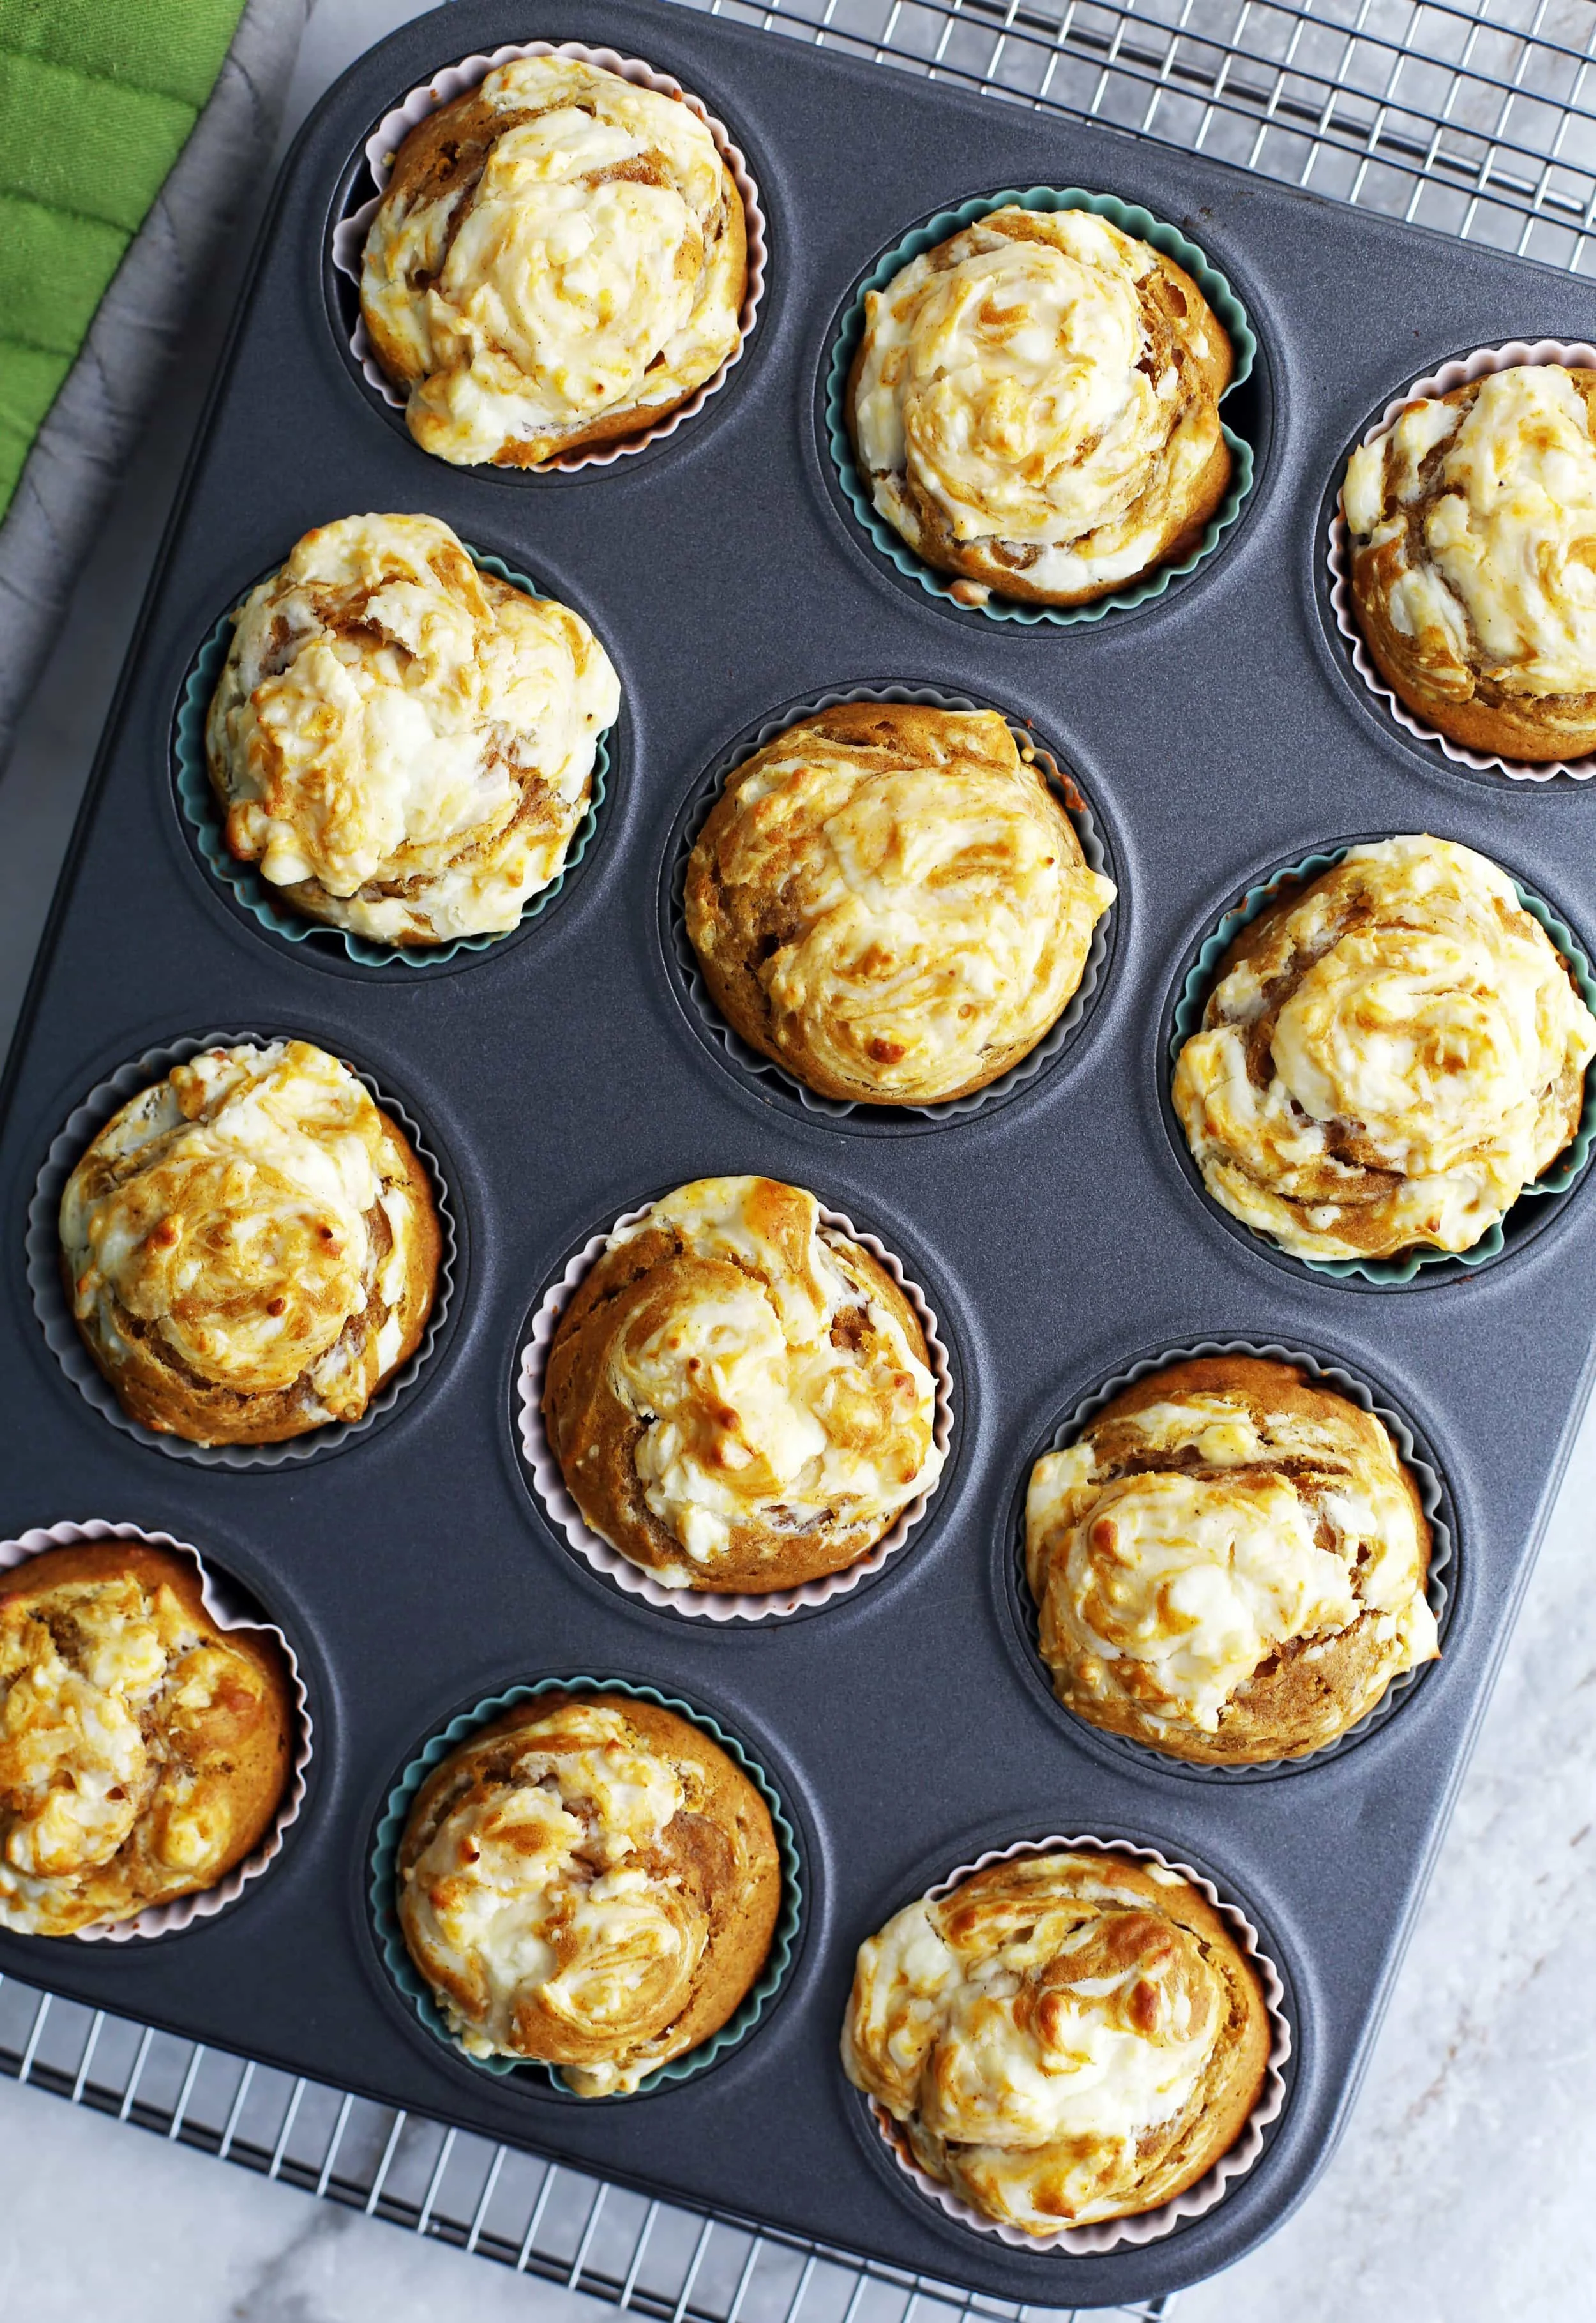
[541,1176,945,1591]
[1343,363,1596,761]
[397,1692,781,2093]
[1171,836,1596,1263]
[360,54,747,467]
[0,1539,295,1935]
[843,1848,1271,2232]
[59,1040,441,1446]
[1026,1354,1439,1763]
[206,513,619,946]
[847,206,1234,606]
[684,703,1115,1103]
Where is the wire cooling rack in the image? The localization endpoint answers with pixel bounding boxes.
[0,1974,1164,2323]
[8,1,1596,2316]
[683,0,1596,271]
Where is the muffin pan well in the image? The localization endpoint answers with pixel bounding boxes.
[3,0,1596,2304]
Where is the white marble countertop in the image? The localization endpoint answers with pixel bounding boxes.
[3,6,1593,2316]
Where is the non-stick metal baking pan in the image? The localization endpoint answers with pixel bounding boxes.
[4,0,1595,2302]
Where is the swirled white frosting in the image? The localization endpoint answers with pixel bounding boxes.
[361,56,744,466]
[1344,365,1596,699]
[207,513,618,944]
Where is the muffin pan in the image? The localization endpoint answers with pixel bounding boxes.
[3,0,1595,2302]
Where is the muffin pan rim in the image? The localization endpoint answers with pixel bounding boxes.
[4,0,1596,2301]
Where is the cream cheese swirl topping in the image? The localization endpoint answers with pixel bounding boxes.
[360,57,745,467]
[852,209,1225,595]
[207,513,619,944]
[1173,835,1596,1258]
[843,1852,1228,2232]
[61,1041,416,1417]
[1026,1393,1437,1735]
[604,1177,944,1575]
[1344,364,1596,700]
[398,1703,707,2094]
[690,709,1115,1101]
[0,1573,255,1935]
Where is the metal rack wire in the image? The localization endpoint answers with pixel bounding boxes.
[8,1,1596,2313]
[684,0,1596,273]
[0,1974,1164,2322]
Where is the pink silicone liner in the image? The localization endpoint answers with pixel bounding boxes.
[329,40,768,473]
[516,1200,955,1623]
[0,1522,313,1943]
[1327,338,1596,782]
[867,1834,1291,2255]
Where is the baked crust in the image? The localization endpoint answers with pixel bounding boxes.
[684,704,1115,1104]
[846,208,1233,607]
[0,1540,295,1935]
[1171,836,1596,1262]
[1026,1354,1438,1764]
[1344,366,1596,761]
[541,1176,944,1592]
[843,1849,1271,2231]
[397,1692,781,2094]
[204,513,619,946]
[59,1041,442,1446]
[359,57,747,467]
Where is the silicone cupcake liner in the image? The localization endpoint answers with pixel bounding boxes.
[516,1197,956,1621]
[174,549,614,970]
[370,1675,802,2094]
[1169,844,1596,1285]
[329,40,767,473]
[1326,340,1596,781]
[665,686,1116,1126]
[1011,1339,1454,1783]
[27,1031,458,1467]
[862,1832,1291,2253]
[0,1521,314,1943]
[824,188,1257,626]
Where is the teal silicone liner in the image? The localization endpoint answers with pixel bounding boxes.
[370,1676,802,2096]
[824,188,1258,626]
[1170,845,1596,1285]
[174,550,613,969]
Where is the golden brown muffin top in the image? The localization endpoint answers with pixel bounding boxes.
[59,1040,440,1446]
[206,514,619,946]
[842,1849,1271,2232]
[684,705,1115,1105]
[1026,1354,1438,1763]
[360,56,746,467]
[0,1541,293,1936]
[1172,836,1596,1262]
[849,207,1232,605]
[541,1176,945,1592]
[1344,365,1596,711]
[398,1693,781,2094]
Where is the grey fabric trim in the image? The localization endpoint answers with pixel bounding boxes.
[0,0,314,771]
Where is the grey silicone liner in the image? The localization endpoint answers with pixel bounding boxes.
[26,1031,458,1469]
[665,686,1115,1125]
[859,1833,1291,2253]
[0,1521,314,1942]
[1012,1340,1453,1783]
